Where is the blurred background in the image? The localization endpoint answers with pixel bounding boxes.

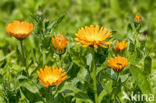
[0,0,156,69]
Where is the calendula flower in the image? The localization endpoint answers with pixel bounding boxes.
[134,15,141,22]
[6,20,33,40]
[37,66,67,87]
[114,41,128,52]
[75,25,112,48]
[107,56,129,72]
[52,34,69,51]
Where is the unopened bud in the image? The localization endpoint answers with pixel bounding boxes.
[138,34,146,42]
[37,10,43,16]
[134,15,142,22]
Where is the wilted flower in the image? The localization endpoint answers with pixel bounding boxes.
[134,15,141,22]
[6,21,33,40]
[114,41,128,52]
[107,56,129,72]
[52,34,69,51]
[75,25,112,48]
[37,66,67,87]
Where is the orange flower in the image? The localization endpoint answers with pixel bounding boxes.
[114,41,128,52]
[6,21,33,40]
[37,66,67,87]
[134,15,141,22]
[75,25,112,48]
[52,34,69,51]
[107,56,129,72]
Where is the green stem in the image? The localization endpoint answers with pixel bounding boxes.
[93,63,98,103]
[59,54,62,67]
[116,72,119,83]
[46,87,53,103]
[20,40,25,64]
[20,40,29,77]
[115,72,119,102]
[42,49,46,66]
[91,49,98,103]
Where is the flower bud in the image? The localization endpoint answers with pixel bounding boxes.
[138,33,147,42]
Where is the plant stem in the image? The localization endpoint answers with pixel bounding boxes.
[58,54,62,67]
[116,72,119,83]
[42,49,46,66]
[46,87,53,103]
[20,40,29,77]
[93,62,98,103]
[20,40,25,64]
[115,72,119,102]
[91,49,98,103]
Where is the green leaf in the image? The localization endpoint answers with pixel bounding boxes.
[54,93,65,103]
[98,81,113,103]
[52,15,65,29]
[86,53,92,66]
[144,55,152,75]
[129,65,152,94]
[40,36,51,49]
[17,75,27,82]
[57,82,84,96]
[67,63,80,79]
[127,23,133,32]
[113,78,122,96]
[20,80,39,94]
[75,92,90,100]
[54,82,65,95]
[74,67,88,83]
[128,41,135,53]
[74,92,93,103]
[8,90,21,103]
[70,47,87,68]
[21,87,42,103]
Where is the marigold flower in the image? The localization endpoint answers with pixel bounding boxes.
[134,15,141,22]
[37,66,67,87]
[107,56,129,72]
[75,25,112,48]
[6,20,33,40]
[114,41,128,52]
[52,34,69,51]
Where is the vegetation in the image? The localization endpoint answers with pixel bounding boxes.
[0,0,156,103]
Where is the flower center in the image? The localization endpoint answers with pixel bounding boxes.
[45,75,59,83]
[86,33,102,42]
[116,63,122,66]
